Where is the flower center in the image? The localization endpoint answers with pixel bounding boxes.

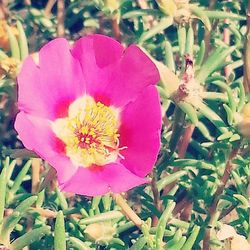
[52,96,122,167]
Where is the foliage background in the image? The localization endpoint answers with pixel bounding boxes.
[0,0,250,249]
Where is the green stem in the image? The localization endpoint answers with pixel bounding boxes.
[169,106,185,155]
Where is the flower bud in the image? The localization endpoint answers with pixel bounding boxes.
[237,103,250,138]
[156,0,191,24]
[104,0,119,14]
[173,8,191,25]
[156,0,177,16]
[85,222,116,245]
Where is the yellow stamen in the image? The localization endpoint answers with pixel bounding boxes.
[52,96,125,167]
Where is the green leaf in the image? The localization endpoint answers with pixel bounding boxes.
[233,194,249,207]
[178,26,186,57]
[197,102,228,134]
[122,9,162,19]
[157,171,186,191]
[92,196,102,210]
[232,171,245,195]
[217,131,233,141]
[69,237,93,250]
[189,5,211,31]
[164,40,175,72]
[185,26,194,56]
[195,40,205,67]
[229,133,240,142]
[79,211,123,225]
[14,195,37,214]
[155,201,175,249]
[0,211,19,243]
[54,211,66,250]
[177,101,199,125]
[203,92,228,102]
[195,46,235,84]
[171,159,215,170]
[102,194,112,211]
[9,160,32,196]
[129,237,146,250]
[16,21,29,60]
[212,80,236,113]
[196,121,213,141]
[169,219,190,229]
[139,17,173,44]
[55,188,68,210]
[204,10,246,21]
[6,25,20,60]
[223,104,233,125]
[10,226,51,250]
[180,225,200,250]
[237,80,246,110]
[165,230,186,250]
[166,236,186,250]
[0,196,37,243]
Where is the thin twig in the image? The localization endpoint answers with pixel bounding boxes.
[243,0,250,93]
[0,0,8,19]
[45,0,57,17]
[150,171,162,226]
[178,124,195,158]
[57,0,65,37]
[111,16,121,41]
[31,159,40,194]
[112,193,143,229]
[219,204,237,220]
[24,0,31,6]
[29,207,82,219]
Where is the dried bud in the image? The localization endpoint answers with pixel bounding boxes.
[173,55,203,105]
[0,57,20,79]
[217,224,250,250]
[85,222,116,245]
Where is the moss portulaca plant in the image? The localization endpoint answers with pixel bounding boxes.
[14,34,162,196]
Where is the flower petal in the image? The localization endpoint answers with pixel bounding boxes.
[119,86,161,177]
[17,38,85,120]
[72,35,159,107]
[15,112,78,182]
[61,163,147,196]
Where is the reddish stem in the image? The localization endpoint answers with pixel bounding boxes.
[111,16,121,42]
[57,0,65,37]
[178,124,195,158]
[203,147,239,250]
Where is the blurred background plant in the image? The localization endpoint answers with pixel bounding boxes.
[1,0,250,249]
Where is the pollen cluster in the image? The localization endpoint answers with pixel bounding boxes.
[52,96,122,167]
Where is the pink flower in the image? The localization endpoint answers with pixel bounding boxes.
[15,34,161,196]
